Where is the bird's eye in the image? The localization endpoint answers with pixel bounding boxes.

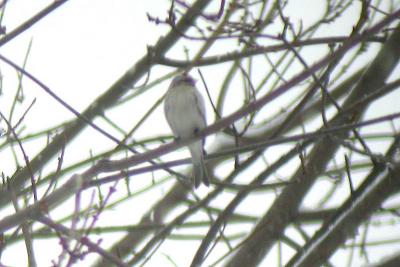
[182,76,195,85]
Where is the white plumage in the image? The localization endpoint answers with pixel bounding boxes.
[164,74,209,188]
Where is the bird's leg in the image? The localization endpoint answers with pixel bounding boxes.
[174,136,181,142]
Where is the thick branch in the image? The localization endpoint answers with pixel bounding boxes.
[286,137,400,266]
[0,0,214,208]
[221,22,400,267]
[157,36,386,67]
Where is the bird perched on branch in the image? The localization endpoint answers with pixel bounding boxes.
[164,73,209,188]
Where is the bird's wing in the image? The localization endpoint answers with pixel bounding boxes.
[193,88,206,127]
[192,88,207,148]
[164,92,177,135]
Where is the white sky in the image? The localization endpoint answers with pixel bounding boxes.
[0,1,399,266]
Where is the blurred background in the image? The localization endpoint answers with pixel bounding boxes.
[0,0,399,266]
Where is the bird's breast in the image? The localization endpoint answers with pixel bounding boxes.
[165,86,205,137]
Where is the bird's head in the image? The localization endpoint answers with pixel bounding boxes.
[169,73,196,88]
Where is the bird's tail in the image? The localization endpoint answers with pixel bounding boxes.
[189,141,209,188]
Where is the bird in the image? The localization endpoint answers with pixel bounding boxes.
[164,73,209,188]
